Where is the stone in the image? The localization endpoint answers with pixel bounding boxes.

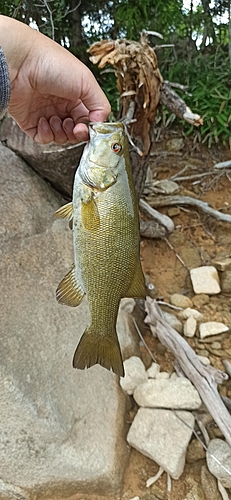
[197,356,211,366]
[120,356,148,395]
[190,266,221,295]
[179,246,202,270]
[166,137,184,152]
[206,438,231,488]
[170,293,193,309]
[184,316,197,338]
[0,114,82,198]
[213,257,231,271]
[186,439,206,463]
[167,207,180,217]
[0,144,128,497]
[201,465,222,500]
[211,341,222,350]
[146,362,160,379]
[154,179,179,194]
[117,299,141,360]
[183,484,205,500]
[127,408,195,479]
[162,311,183,334]
[182,308,203,321]
[192,294,210,308]
[199,322,229,339]
[133,378,201,410]
[220,270,231,294]
[155,371,170,380]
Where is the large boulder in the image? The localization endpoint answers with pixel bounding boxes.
[0,115,83,197]
[0,142,130,499]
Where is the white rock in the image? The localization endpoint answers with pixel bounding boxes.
[120,356,148,395]
[206,438,231,488]
[197,355,211,366]
[190,266,221,295]
[127,408,195,479]
[133,378,201,410]
[182,308,203,321]
[147,362,160,379]
[184,316,197,338]
[170,372,179,380]
[162,311,183,334]
[155,371,170,380]
[199,322,229,339]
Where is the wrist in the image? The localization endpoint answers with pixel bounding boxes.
[0,15,36,83]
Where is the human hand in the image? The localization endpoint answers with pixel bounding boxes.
[0,16,111,144]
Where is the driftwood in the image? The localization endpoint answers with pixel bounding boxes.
[139,198,174,235]
[144,297,231,447]
[147,195,231,223]
[160,83,203,127]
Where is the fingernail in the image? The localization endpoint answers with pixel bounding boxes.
[40,117,50,131]
[50,117,61,131]
[64,121,73,132]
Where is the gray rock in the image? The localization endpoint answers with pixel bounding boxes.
[197,355,211,366]
[162,311,183,333]
[201,465,222,500]
[133,378,201,410]
[184,316,197,338]
[220,270,231,294]
[199,322,229,339]
[127,408,195,479]
[190,266,221,295]
[186,438,206,463]
[0,115,82,198]
[0,143,128,497]
[206,438,231,488]
[117,299,140,360]
[213,257,231,271]
[170,293,193,309]
[154,179,179,194]
[120,356,148,395]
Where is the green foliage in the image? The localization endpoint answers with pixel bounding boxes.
[157,45,231,147]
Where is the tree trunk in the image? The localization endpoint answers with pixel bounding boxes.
[201,0,216,48]
[68,0,88,63]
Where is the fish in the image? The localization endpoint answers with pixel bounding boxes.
[55,122,146,377]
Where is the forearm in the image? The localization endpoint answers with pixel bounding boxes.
[0,15,36,82]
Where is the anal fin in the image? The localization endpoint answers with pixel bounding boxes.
[56,264,85,307]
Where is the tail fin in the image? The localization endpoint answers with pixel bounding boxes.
[73,327,124,377]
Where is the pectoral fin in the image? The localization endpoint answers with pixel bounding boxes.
[126,263,146,299]
[54,202,73,220]
[56,264,85,307]
[81,199,100,231]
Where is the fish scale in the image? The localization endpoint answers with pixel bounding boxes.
[55,122,146,377]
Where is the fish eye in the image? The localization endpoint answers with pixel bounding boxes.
[111,143,122,154]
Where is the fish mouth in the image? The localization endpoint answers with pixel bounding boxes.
[89,122,124,135]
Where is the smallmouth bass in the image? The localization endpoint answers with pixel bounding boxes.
[55,122,146,377]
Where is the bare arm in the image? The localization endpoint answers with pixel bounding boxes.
[0,16,111,144]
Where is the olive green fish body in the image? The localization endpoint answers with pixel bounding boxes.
[55,123,146,376]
